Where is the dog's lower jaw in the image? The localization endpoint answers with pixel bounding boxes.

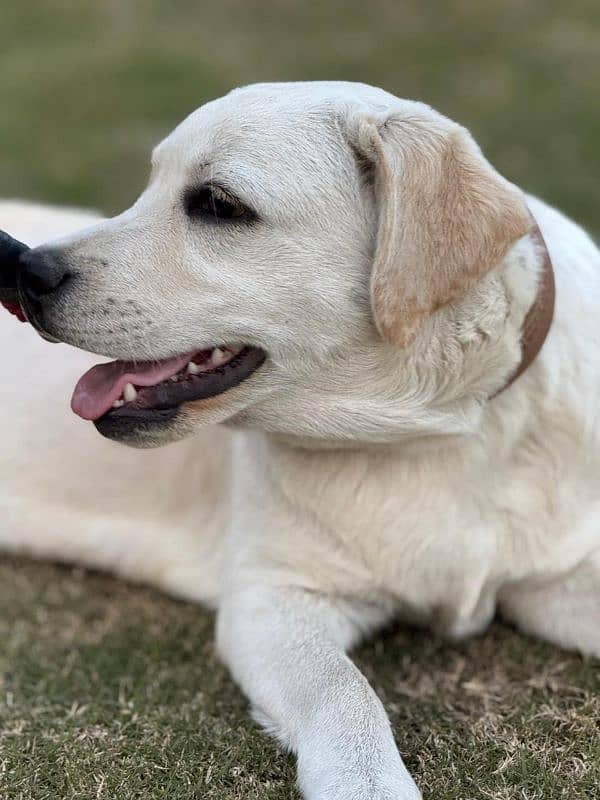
[93,406,184,447]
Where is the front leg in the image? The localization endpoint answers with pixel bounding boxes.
[217,585,422,800]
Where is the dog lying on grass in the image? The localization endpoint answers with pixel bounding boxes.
[1,82,599,800]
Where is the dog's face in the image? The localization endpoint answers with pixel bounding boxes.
[18,82,531,447]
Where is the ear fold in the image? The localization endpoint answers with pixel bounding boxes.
[351,104,532,346]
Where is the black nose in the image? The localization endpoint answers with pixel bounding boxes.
[19,249,71,301]
[0,230,29,303]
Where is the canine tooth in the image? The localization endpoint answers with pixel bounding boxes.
[123,383,137,402]
[187,361,201,375]
[211,347,228,366]
[112,399,124,408]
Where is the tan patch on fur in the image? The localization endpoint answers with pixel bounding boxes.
[362,111,532,346]
[181,381,252,422]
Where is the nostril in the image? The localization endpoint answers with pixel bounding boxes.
[28,269,71,297]
[19,250,72,299]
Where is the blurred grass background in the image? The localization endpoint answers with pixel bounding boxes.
[0,2,599,799]
[1,0,599,229]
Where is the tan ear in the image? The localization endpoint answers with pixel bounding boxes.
[352,105,532,346]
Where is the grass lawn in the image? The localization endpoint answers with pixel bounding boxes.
[1,559,598,799]
[0,1,598,798]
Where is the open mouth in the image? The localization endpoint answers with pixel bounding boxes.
[71,345,266,422]
[1,229,266,426]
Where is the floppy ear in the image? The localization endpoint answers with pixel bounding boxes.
[351,104,532,346]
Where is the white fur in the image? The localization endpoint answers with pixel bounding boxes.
[1,82,599,800]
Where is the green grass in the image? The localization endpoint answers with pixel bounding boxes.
[0,1,599,798]
[1,559,598,800]
[0,1,599,228]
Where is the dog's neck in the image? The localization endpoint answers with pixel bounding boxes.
[492,219,555,399]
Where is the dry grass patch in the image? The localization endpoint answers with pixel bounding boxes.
[0,559,597,799]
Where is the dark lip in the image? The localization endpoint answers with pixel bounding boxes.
[97,345,267,424]
[17,285,61,343]
[94,406,180,441]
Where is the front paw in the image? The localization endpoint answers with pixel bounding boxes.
[302,775,423,800]
[298,757,422,800]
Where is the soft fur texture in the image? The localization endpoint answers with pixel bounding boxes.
[1,82,598,800]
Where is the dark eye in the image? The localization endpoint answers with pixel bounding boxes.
[184,185,247,221]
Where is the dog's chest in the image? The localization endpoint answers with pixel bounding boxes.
[235,427,594,636]
[313,458,500,633]
[236,437,504,634]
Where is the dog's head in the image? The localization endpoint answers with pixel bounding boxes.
[18,82,532,448]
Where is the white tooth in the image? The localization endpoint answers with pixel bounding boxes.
[112,399,125,408]
[170,375,178,382]
[211,347,228,366]
[187,361,201,375]
[123,383,137,402]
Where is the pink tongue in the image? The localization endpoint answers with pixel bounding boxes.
[71,352,195,421]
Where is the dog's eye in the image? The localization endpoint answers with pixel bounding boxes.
[184,185,247,221]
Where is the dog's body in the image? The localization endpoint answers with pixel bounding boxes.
[1,82,599,799]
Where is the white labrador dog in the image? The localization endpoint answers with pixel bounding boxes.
[1,82,599,800]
